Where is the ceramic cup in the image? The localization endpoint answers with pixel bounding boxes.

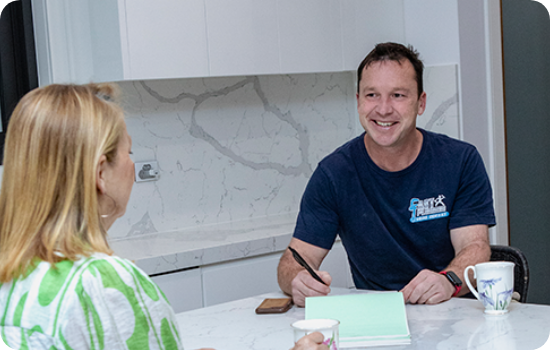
[464,261,515,315]
[291,318,339,350]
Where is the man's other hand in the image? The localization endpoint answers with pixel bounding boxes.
[400,269,454,304]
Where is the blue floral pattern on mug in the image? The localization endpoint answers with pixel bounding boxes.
[480,277,501,289]
[479,277,513,311]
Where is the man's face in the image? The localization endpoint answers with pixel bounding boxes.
[356,59,426,152]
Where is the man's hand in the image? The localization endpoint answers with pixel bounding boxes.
[290,269,332,307]
[278,238,331,307]
[400,269,454,304]
[401,224,491,304]
[291,332,329,350]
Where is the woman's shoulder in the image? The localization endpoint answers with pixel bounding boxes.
[77,253,139,273]
[79,253,150,287]
[83,252,133,270]
[82,253,163,300]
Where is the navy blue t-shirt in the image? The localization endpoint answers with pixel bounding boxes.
[294,129,496,291]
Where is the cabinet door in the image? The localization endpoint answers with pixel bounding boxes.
[202,252,282,307]
[205,0,280,77]
[277,0,343,74]
[121,0,209,80]
[341,0,405,71]
[151,267,203,313]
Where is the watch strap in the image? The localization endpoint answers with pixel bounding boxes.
[439,271,462,297]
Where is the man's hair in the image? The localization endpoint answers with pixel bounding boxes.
[0,83,125,282]
[357,42,424,98]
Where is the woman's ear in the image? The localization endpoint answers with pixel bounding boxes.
[96,154,108,194]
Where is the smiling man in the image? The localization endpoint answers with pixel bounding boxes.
[277,42,496,307]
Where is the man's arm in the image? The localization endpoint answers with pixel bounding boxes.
[444,224,492,295]
[400,224,491,304]
[277,237,332,307]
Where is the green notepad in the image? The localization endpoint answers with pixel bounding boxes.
[305,292,411,348]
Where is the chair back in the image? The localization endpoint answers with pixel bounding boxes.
[490,245,529,302]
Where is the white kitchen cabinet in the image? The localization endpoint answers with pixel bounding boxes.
[277,0,343,74]
[32,0,409,84]
[121,0,209,80]
[151,267,204,313]
[148,240,352,311]
[32,0,209,84]
[206,0,343,77]
[201,252,282,307]
[341,0,406,71]
[205,0,280,77]
[201,241,353,307]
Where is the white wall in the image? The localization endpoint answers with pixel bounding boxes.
[457,0,508,244]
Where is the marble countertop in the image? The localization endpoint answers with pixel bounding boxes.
[176,288,550,350]
[109,213,296,275]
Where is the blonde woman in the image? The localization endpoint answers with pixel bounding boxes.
[0,83,191,350]
[0,84,326,350]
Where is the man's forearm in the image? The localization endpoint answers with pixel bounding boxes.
[277,238,331,302]
[446,240,491,295]
[277,249,302,295]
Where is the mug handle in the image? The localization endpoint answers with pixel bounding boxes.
[464,266,480,301]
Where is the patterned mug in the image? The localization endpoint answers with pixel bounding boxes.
[464,261,515,315]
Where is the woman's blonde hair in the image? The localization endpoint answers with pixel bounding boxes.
[0,83,125,282]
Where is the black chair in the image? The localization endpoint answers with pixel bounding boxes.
[490,245,529,303]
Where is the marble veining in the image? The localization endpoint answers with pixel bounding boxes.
[140,77,314,177]
[110,72,356,241]
[418,64,460,138]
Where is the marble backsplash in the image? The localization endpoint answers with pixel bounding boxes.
[108,65,459,240]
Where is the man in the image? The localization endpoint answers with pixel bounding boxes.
[277,42,495,307]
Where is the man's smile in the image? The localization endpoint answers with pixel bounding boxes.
[375,120,397,127]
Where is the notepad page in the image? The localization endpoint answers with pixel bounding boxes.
[305,292,410,340]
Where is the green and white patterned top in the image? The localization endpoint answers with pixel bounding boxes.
[0,253,184,350]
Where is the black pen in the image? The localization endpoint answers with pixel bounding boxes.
[288,246,327,286]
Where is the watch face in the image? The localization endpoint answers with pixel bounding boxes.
[446,271,463,287]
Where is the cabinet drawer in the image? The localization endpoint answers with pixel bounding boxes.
[202,252,282,307]
[151,267,203,313]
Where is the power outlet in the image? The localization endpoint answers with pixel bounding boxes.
[135,161,160,182]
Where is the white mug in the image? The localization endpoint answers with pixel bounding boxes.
[464,261,515,315]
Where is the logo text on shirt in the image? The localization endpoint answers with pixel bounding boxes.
[408,195,449,223]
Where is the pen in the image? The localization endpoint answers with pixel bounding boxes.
[288,246,327,286]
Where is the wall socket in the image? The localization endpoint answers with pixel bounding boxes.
[135,161,160,182]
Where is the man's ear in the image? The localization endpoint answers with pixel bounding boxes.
[96,154,108,195]
[417,91,427,116]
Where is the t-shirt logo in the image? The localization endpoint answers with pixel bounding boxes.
[408,194,449,223]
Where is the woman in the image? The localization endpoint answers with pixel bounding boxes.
[0,84,326,350]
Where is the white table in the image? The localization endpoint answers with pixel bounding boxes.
[176,288,550,349]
